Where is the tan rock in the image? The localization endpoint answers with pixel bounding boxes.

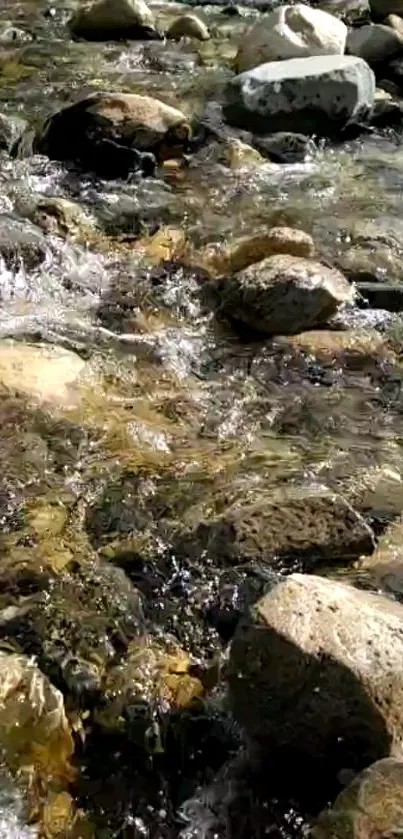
[0,341,87,408]
[30,196,97,240]
[360,517,403,598]
[190,228,315,276]
[279,328,395,367]
[387,13,403,37]
[134,225,187,264]
[167,14,210,41]
[313,758,403,839]
[229,573,403,765]
[223,138,265,169]
[69,0,155,39]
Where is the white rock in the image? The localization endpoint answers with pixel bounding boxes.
[235,3,347,73]
[0,341,87,408]
[225,54,375,135]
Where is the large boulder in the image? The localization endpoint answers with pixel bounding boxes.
[224,55,375,135]
[370,0,403,18]
[228,574,403,768]
[210,254,355,335]
[235,4,347,73]
[346,23,403,64]
[174,487,375,567]
[36,92,191,174]
[313,758,403,839]
[69,0,157,40]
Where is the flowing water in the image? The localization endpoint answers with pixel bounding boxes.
[1,0,403,836]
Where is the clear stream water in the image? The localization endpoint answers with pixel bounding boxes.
[1,0,403,836]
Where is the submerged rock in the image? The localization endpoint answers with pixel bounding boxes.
[224,55,375,135]
[174,487,375,568]
[277,327,396,369]
[252,131,314,162]
[210,254,354,335]
[235,4,347,72]
[0,651,74,783]
[26,196,98,241]
[0,215,47,271]
[69,0,158,40]
[0,112,28,154]
[36,92,191,172]
[166,14,210,40]
[0,342,87,409]
[229,573,403,767]
[313,758,403,839]
[346,23,403,64]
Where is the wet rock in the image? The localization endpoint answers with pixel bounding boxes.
[0,112,27,154]
[210,254,354,335]
[0,560,144,703]
[0,651,74,783]
[252,131,315,162]
[229,573,403,768]
[174,487,375,568]
[134,225,187,263]
[0,214,47,270]
[235,4,347,73]
[224,55,375,135]
[95,636,203,744]
[189,228,315,276]
[0,341,87,409]
[25,196,98,240]
[370,0,403,18]
[386,13,403,37]
[317,0,370,25]
[222,138,265,169]
[360,517,403,599]
[346,23,403,64]
[333,217,403,283]
[166,14,210,40]
[357,281,403,311]
[69,0,158,41]
[36,91,191,171]
[313,758,403,839]
[276,327,396,369]
[0,24,33,45]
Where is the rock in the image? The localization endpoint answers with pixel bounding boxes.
[346,23,403,64]
[36,92,191,171]
[27,196,98,240]
[0,24,33,44]
[0,112,28,154]
[0,651,74,783]
[95,636,203,744]
[357,281,403,311]
[69,0,158,40]
[228,573,403,767]
[166,14,210,40]
[333,217,403,283]
[0,341,87,409]
[277,327,395,369]
[0,214,47,270]
[370,0,403,19]
[360,517,403,600]
[189,228,315,276]
[174,487,375,567]
[133,226,187,263]
[317,0,370,25]
[224,55,375,136]
[252,131,315,162]
[210,254,355,335]
[386,13,403,37]
[235,4,347,73]
[313,758,403,839]
[222,138,265,169]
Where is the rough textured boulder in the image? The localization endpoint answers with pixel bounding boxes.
[36,92,191,172]
[69,0,157,40]
[252,131,314,162]
[189,227,315,276]
[224,55,375,135]
[229,574,403,768]
[313,758,403,839]
[347,23,403,64]
[174,487,375,567]
[210,254,355,334]
[235,4,347,73]
[167,14,209,40]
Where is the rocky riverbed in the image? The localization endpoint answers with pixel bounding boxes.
[2,0,403,835]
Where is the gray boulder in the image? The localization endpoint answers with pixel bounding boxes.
[347,23,403,64]
[69,0,158,40]
[224,54,375,135]
[252,131,315,162]
[370,0,403,18]
[211,254,355,335]
[229,573,403,768]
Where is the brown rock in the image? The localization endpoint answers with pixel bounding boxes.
[277,328,396,369]
[190,228,315,276]
[69,0,156,40]
[229,573,403,767]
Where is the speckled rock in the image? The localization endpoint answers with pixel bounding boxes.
[229,573,403,767]
[313,758,403,839]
